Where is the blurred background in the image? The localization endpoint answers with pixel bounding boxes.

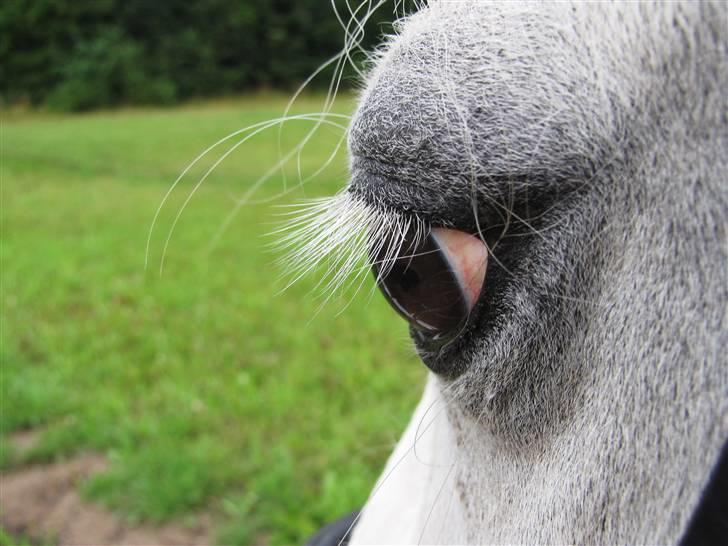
[1,1,426,544]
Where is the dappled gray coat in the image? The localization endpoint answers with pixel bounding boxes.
[297,1,727,544]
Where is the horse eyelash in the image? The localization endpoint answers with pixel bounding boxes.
[271,192,429,301]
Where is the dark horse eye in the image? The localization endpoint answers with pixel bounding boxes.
[371,228,488,339]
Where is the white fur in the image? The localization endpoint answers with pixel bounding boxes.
[285,1,727,544]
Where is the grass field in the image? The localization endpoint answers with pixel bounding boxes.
[1,94,426,544]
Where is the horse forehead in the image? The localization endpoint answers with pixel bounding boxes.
[348,1,686,164]
[354,1,697,130]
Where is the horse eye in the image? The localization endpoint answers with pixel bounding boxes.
[371,230,473,336]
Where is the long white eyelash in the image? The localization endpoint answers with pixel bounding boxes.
[271,192,428,303]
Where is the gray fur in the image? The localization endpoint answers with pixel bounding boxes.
[300,1,727,544]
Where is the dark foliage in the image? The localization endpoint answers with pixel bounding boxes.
[1,0,401,111]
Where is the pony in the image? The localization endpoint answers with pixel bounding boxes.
[298,2,727,544]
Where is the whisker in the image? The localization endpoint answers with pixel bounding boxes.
[156,115,348,274]
[335,378,458,546]
[206,126,348,254]
[147,112,350,272]
[417,462,456,546]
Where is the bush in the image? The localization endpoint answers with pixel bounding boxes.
[1,0,403,111]
[46,28,177,111]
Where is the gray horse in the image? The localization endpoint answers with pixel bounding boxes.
[298,2,727,544]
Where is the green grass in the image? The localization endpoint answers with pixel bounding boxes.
[0,528,38,546]
[1,94,426,544]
